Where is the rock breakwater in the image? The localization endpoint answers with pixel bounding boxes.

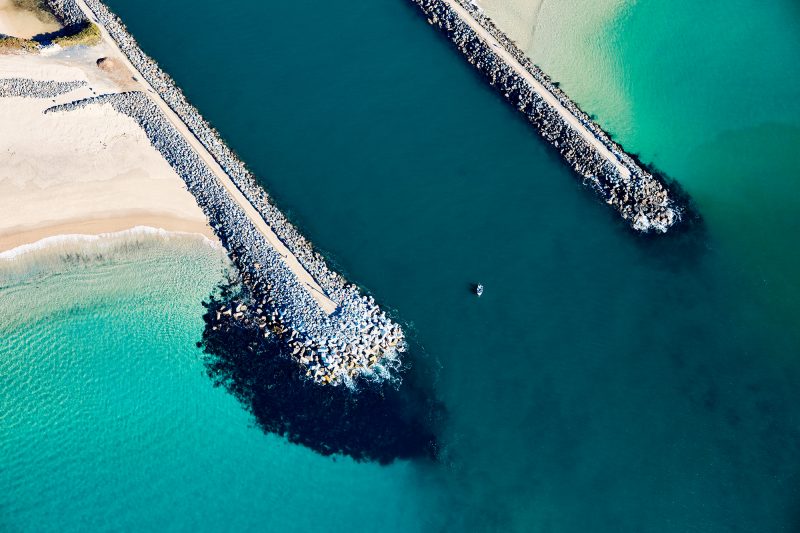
[0,78,86,98]
[46,91,404,386]
[411,0,683,233]
[41,0,406,386]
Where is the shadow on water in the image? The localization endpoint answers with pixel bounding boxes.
[632,166,705,232]
[197,288,444,465]
[29,22,87,44]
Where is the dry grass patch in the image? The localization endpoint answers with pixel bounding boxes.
[0,35,39,52]
[52,21,100,47]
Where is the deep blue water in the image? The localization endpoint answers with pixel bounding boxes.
[3,0,800,531]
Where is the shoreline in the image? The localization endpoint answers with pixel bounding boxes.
[0,55,216,258]
[0,224,219,261]
[37,0,407,385]
[71,0,337,315]
[0,213,215,255]
[0,0,60,39]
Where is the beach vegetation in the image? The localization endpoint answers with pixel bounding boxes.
[0,36,40,53]
[51,22,101,48]
[0,20,102,53]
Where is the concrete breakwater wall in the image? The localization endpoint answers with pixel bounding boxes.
[42,0,405,386]
[411,0,683,233]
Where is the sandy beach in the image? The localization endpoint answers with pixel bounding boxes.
[475,0,543,52]
[72,0,339,313]
[0,0,337,314]
[0,12,213,254]
[0,0,60,39]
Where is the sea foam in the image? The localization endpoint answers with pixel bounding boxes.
[0,226,219,261]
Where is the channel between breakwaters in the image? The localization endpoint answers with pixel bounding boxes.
[411,0,683,233]
[41,0,405,385]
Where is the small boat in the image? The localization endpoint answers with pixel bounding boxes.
[475,284,484,297]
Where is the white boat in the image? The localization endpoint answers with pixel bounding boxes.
[476,284,484,297]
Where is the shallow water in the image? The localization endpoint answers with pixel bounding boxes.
[480,0,800,328]
[0,234,445,531]
[2,0,800,531]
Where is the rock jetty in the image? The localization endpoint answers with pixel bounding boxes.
[411,0,683,232]
[44,0,86,26]
[41,0,405,386]
[0,78,86,98]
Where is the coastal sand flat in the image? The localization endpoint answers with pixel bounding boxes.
[0,0,60,39]
[0,46,213,253]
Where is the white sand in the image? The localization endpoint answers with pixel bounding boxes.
[0,44,213,253]
[0,0,60,39]
[475,0,543,52]
[444,0,632,180]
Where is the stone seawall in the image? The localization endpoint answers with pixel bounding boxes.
[0,78,86,98]
[42,0,405,386]
[44,0,86,26]
[411,0,683,233]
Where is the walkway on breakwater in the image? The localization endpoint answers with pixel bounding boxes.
[73,0,338,315]
[443,0,631,181]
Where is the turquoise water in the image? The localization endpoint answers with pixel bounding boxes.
[481,0,800,327]
[0,235,444,532]
[3,0,800,531]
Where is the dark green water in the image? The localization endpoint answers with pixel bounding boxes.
[3,0,800,531]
